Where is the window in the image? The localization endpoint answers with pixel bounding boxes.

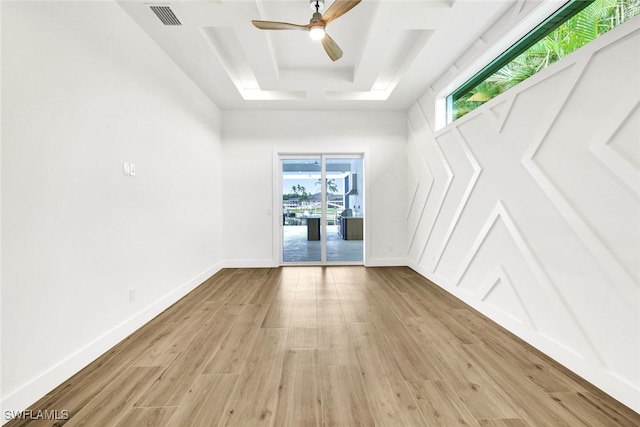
[447,0,640,123]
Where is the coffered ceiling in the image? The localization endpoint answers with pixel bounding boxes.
[118,0,516,110]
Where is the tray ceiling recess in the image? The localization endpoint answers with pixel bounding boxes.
[118,1,515,110]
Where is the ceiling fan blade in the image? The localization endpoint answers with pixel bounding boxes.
[252,20,310,31]
[321,33,343,61]
[322,0,361,25]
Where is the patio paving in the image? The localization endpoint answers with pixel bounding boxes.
[282,225,363,263]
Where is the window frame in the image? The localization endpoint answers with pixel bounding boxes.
[446,0,595,123]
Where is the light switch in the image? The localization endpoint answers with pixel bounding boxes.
[130,163,136,176]
[123,162,130,176]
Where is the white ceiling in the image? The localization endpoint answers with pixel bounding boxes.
[118,0,516,111]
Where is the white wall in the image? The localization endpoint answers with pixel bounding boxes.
[407,17,640,412]
[222,110,407,267]
[1,0,223,415]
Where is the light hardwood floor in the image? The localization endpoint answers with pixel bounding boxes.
[7,267,639,426]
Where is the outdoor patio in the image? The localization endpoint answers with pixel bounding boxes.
[282,224,363,263]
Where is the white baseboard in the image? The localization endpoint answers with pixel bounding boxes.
[0,262,223,419]
[223,259,279,268]
[364,257,408,267]
[223,258,407,268]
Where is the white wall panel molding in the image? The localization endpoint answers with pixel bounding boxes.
[522,54,638,307]
[454,200,602,364]
[406,156,421,220]
[407,18,640,411]
[416,103,454,267]
[432,127,482,272]
[406,103,454,268]
[478,264,536,328]
[487,94,517,133]
[406,147,434,256]
[406,107,435,259]
[406,108,435,249]
[589,98,640,199]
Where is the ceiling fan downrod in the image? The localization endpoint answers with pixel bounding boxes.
[310,0,325,13]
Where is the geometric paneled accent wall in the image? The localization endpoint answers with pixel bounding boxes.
[407,18,640,412]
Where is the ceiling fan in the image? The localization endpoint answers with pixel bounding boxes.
[251,0,361,62]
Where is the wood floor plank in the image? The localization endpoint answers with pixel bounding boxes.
[5,319,175,427]
[153,269,234,324]
[395,287,481,344]
[296,267,319,292]
[277,267,301,290]
[168,374,239,427]
[349,322,427,426]
[366,271,421,319]
[368,306,442,381]
[9,267,639,427]
[453,308,585,394]
[114,407,177,427]
[335,280,379,307]
[462,343,587,426]
[206,273,261,305]
[64,366,164,426]
[317,321,358,367]
[261,290,296,328]
[289,289,317,329]
[404,321,524,419]
[549,391,640,427]
[273,349,321,427]
[478,419,532,427]
[316,273,340,301]
[248,268,281,305]
[287,327,318,348]
[203,303,265,374]
[317,297,345,324]
[319,365,375,427]
[134,311,238,408]
[407,379,482,427]
[220,328,288,426]
[133,300,220,367]
[405,315,459,344]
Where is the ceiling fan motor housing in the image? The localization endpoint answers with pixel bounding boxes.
[310,11,323,24]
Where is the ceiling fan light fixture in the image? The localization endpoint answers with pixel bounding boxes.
[309,25,325,40]
[251,0,361,60]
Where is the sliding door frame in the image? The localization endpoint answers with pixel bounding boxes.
[275,151,366,266]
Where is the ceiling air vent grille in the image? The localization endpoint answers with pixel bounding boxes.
[150,5,182,26]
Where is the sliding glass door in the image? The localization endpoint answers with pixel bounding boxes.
[281,158,323,263]
[281,155,364,264]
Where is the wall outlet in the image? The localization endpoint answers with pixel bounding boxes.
[129,288,136,302]
[123,162,130,176]
[130,163,136,176]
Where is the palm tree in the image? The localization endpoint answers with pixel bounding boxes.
[452,0,640,120]
[283,185,309,203]
[316,178,339,194]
